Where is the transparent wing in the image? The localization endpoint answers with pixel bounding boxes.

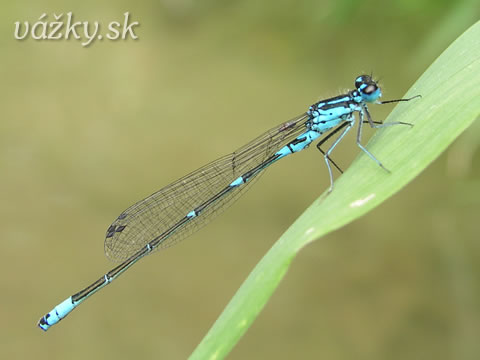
[105,113,310,261]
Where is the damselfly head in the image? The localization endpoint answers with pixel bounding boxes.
[355,74,382,103]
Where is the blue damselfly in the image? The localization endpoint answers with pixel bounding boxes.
[38,75,419,331]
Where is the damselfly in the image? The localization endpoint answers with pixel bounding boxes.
[38,75,419,331]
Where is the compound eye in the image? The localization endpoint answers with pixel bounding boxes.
[363,84,377,95]
[355,76,365,89]
[355,75,371,89]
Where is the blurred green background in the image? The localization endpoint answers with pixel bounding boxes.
[1,1,479,359]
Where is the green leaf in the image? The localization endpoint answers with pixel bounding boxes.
[189,21,480,360]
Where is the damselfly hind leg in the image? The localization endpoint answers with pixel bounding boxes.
[322,119,355,193]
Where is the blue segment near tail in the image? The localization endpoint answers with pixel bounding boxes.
[37,75,419,331]
[38,297,75,331]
